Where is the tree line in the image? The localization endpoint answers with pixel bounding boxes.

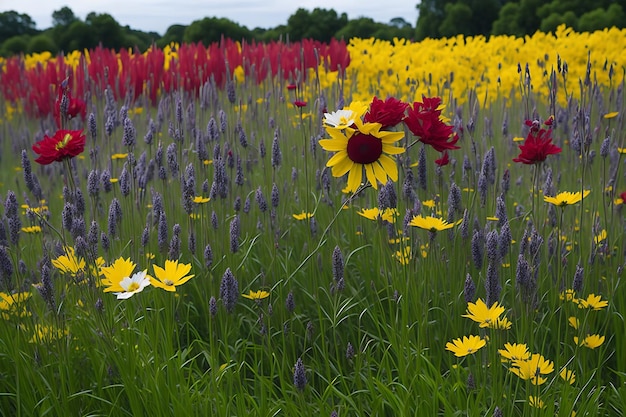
[1,1,625,57]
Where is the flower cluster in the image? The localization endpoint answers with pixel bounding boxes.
[513,117,561,164]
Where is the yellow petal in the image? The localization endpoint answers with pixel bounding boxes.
[378,154,398,182]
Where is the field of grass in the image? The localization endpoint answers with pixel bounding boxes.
[1,26,626,416]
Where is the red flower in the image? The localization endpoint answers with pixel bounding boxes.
[286,84,297,90]
[32,130,86,165]
[364,96,409,128]
[620,191,626,203]
[435,151,450,166]
[54,83,86,128]
[293,100,307,108]
[513,128,561,164]
[404,96,459,152]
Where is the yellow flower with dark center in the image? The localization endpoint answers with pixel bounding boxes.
[445,335,486,357]
[242,290,270,300]
[319,118,405,193]
[100,257,137,292]
[510,353,554,385]
[498,342,530,362]
[357,207,398,222]
[292,212,314,220]
[151,260,194,292]
[543,190,590,207]
[578,294,608,310]
[409,215,454,232]
[51,247,85,276]
[574,334,605,349]
[462,298,506,328]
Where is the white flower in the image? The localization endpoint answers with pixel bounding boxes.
[114,270,151,299]
[323,109,356,129]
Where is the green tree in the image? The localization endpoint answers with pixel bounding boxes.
[27,33,57,53]
[183,17,252,45]
[286,8,348,42]
[86,12,125,49]
[335,17,389,40]
[439,3,473,38]
[539,11,578,33]
[62,20,97,51]
[415,0,502,39]
[157,24,186,48]
[52,6,78,27]
[1,35,29,56]
[0,11,38,44]
[578,4,626,32]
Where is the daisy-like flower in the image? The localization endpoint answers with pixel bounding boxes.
[114,270,152,300]
[100,257,137,292]
[151,260,195,292]
[357,207,398,222]
[320,114,405,192]
[445,335,486,357]
[498,343,530,362]
[543,190,590,207]
[32,129,86,165]
[363,96,409,128]
[242,290,270,300]
[528,396,545,409]
[462,298,506,328]
[292,212,314,220]
[578,294,609,310]
[409,215,454,232]
[560,367,576,384]
[323,102,369,129]
[510,353,554,385]
[0,291,32,320]
[51,247,85,276]
[574,334,605,349]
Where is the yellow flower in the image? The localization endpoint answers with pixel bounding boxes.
[319,115,405,193]
[357,207,398,222]
[498,343,530,362]
[51,247,85,276]
[462,298,505,328]
[100,257,137,292]
[422,199,436,209]
[445,335,486,357]
[559,289,578,303]
[568,316,579,329]
[603,111,619,119]
[292,212,314,220]
[578,294,608,310]
[512,136,525,142]
[543,190,590,207]
[21,226,42,233]
[594,229,607,244]
[151,260,194,292]
[242,290,270,300]
[528,396,545,409]
[574,334,605,349]
[111,153,128,160]
[0,291,31,320]
[193,196,210,204]
[409,215,454,232]
[510,353,554,385]
[560,367,576,384]
[393,246,411,265]
[29,324,68,343]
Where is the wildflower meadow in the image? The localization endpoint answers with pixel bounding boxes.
[1,25,626,416]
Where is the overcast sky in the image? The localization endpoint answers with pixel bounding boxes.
[7,1,418,35]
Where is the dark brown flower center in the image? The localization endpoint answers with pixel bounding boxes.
[346,133,382,164]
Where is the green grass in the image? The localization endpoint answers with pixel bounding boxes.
[0,56,625,417]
